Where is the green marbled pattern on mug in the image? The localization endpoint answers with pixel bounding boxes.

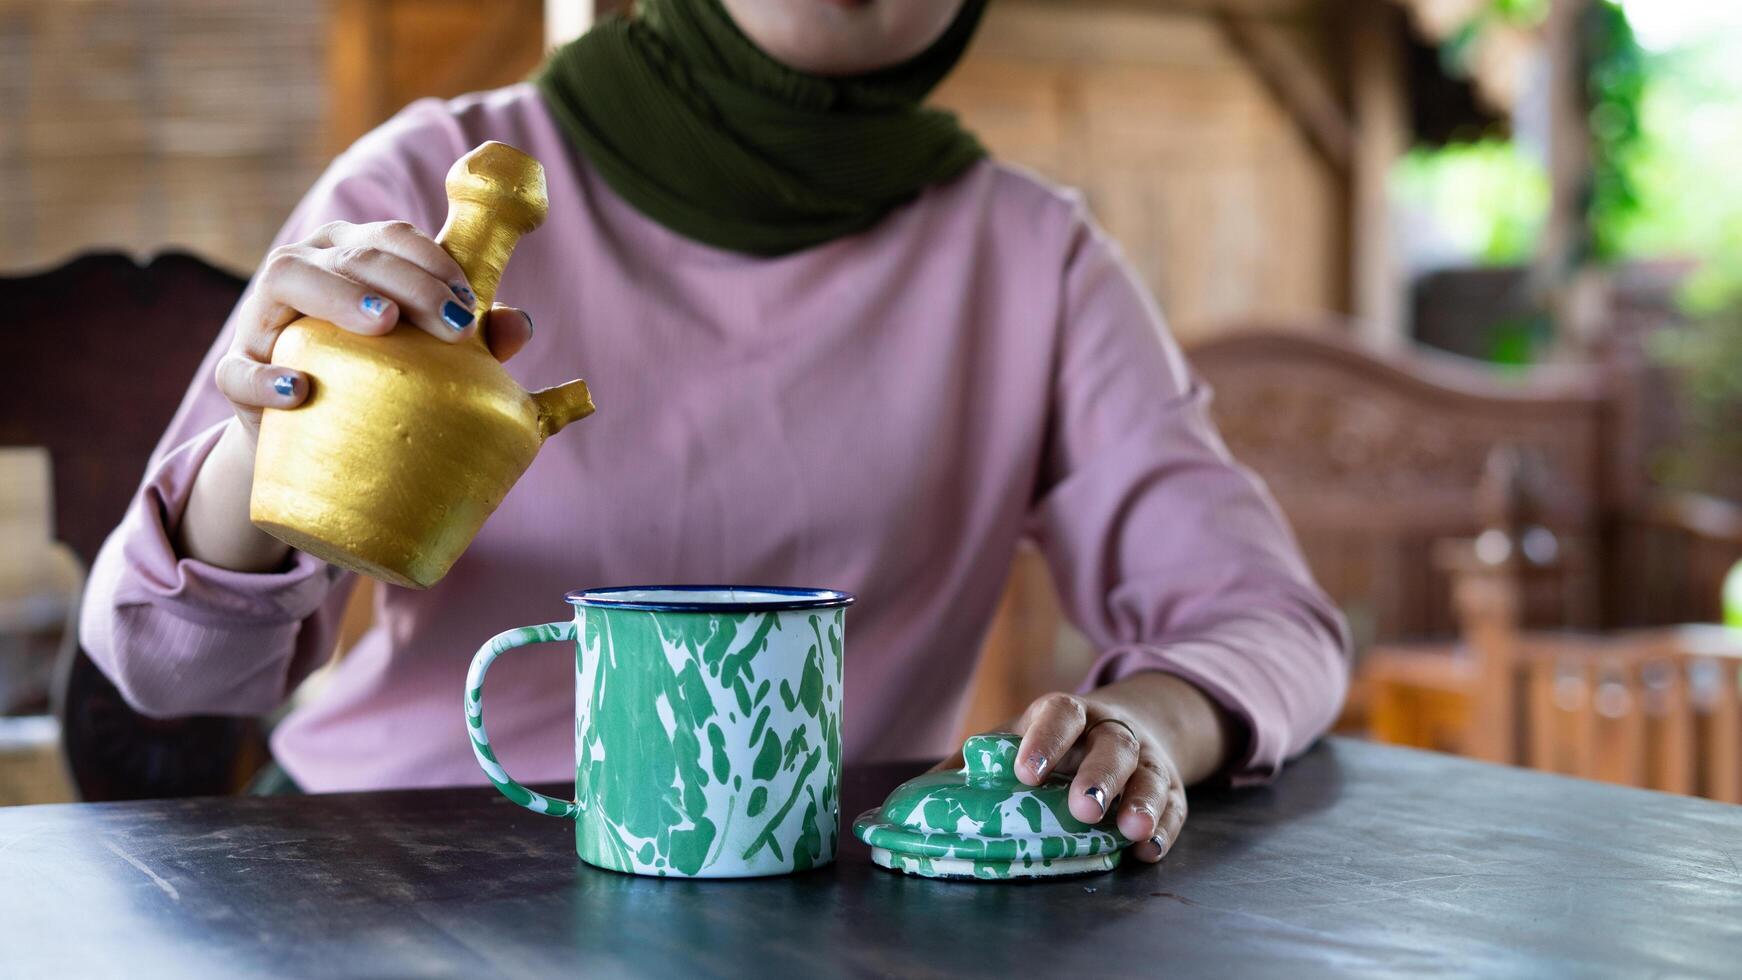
[574,606,844,877]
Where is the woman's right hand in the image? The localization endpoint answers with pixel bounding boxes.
[176,220,536,573]
[215,219,535,435]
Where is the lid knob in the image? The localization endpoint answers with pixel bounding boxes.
[961,732,1021,781]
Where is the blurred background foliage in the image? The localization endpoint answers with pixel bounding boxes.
[1394,0,1739,491]
[1396,0,1740,296]
[1396,0,1649,270]
[1394,139,1547,265]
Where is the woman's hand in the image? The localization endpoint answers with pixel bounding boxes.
[176,220,537,573]
[216,219,534,435]
[1006,672,1236,865]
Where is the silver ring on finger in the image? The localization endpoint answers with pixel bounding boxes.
[1088,717,1140,747]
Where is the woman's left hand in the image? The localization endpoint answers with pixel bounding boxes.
[1009,690,1184,864]
[935,673,1232,864]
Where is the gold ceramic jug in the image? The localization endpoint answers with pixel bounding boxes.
[251,141,595,589]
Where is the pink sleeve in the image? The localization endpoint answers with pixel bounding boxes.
[78,107,450,718]
[1032,208,1351,784]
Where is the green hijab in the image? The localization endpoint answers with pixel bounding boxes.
[534,0,989,256]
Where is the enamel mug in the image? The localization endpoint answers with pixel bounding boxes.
[466,586,852,878]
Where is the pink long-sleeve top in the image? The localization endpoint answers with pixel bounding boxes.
[81,84,1348,792]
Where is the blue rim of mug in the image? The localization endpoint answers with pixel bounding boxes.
[565,585,856,613]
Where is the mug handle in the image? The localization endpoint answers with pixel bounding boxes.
[465,621,581,818]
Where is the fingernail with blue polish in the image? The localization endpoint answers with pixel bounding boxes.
[273,375,296,398]
[449,281,475,305]
[360,294,388,318]
[441,300,475,331]
[1084,785,1107,815]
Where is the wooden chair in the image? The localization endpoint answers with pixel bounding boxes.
[1187,323,1625,642]
[1433,553,1742,801]
[1514,627,1742,801]
[1,251,267,800]
[1365,444,1742,798]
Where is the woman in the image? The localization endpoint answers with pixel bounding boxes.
[82,0,1348,865]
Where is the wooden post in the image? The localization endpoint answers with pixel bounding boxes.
[326,0,391,156]
[1590,654,1643,787]
[1526,657,1556,769]
[1349,0,1409,350]
[1705,657,1742,803]
[326,1,549,151]
[1654,655,1695,796]
[1538,0,1604,358]
[1454,566,1522,764]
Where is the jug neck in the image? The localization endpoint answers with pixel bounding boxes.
[429,141,547,349]
[437,203,526,333]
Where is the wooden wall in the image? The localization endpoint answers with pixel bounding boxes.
[934,0,1348,339]
[1,0,1353,337]
[0,0,326,274]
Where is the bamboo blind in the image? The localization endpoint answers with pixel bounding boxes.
[0,0,326,274]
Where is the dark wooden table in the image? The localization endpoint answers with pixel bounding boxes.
[3,738,1739,978]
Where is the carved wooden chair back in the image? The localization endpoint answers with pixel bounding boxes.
[1189,324,1618,648]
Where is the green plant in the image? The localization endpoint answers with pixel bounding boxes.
[1616,38,1742,312]
[1581,0,1648,262]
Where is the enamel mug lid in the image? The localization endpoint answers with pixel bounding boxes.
[852,732,1130,880]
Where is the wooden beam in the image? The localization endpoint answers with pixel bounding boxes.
[1214,10,1353,175]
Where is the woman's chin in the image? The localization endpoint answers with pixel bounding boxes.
[721,0,965,76]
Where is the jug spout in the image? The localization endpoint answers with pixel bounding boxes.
[533,379,596,439]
